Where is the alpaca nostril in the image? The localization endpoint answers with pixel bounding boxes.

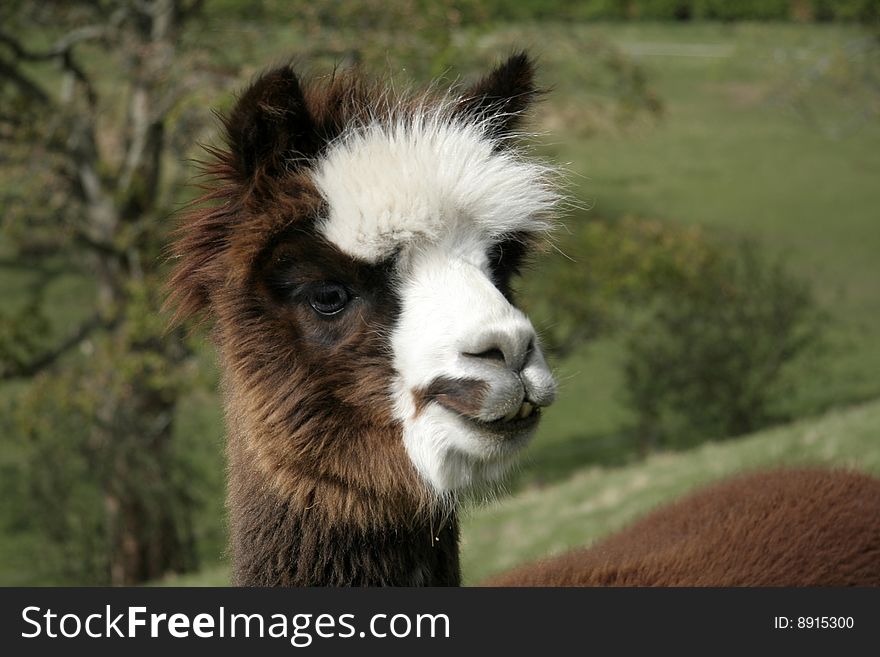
[465,347,506,364]
[461,325,536,372]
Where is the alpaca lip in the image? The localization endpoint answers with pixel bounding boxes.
[469,408,542,442]
[481,408,542,433]
[436,399,542,438]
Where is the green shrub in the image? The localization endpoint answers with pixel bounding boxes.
[622,242,825,449]
[811,0,880,22]
[206,1,880,27]
[521,215,824,450]
[520,215,719,357]
[634,0,696,20]
[692,0,791,20]
[3,280,211,585]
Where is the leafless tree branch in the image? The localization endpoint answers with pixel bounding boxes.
[0,25,107,62]
[0,313,108,380]
[0,56,52,105]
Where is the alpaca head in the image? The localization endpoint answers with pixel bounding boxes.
[169,54,558,513]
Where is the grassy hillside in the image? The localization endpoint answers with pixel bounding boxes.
[155,396,880,586]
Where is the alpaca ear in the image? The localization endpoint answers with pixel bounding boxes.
[223,65,320,184]
[166,67,320,326]
[458,52,538,139]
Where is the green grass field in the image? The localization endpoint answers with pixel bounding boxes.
[2,20,879,586]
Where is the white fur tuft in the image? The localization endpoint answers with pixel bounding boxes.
[313,109,558,262]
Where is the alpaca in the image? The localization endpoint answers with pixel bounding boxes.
[169,53,558,585]
[168,54,880,586]
[485,468,880,586]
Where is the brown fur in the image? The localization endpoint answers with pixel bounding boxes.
[227,435,459,586]
[485,468,880,586]
[455,51,542,140]
[413,377,490,418]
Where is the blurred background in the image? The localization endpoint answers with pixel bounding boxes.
[1,0,878,586]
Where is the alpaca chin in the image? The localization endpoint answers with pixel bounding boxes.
[400,403,536,493]
[393,335,556,495]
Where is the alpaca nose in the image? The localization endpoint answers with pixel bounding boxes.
[461,325,535,373]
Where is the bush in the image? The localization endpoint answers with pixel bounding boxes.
[622,242,825,450]
[634,0,696,20]
[692,0,791,20]
[3,282,209,585]
[811,0,880,22]
[520,215,824,450]
[519,215,719,357]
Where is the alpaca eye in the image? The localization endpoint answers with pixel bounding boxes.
[308,282,350,316]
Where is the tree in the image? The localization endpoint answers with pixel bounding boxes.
[0,0,228,584]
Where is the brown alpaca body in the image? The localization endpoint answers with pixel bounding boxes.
[486,468,880,586]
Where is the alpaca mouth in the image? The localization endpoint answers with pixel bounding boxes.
[499,400,540,422]
[479,408,542,434]
[437,398,543,439]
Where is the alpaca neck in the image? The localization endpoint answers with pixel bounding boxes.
[227,433,461,586]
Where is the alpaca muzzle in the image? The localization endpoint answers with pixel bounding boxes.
[456,322,557,424]
[392,256,558,492]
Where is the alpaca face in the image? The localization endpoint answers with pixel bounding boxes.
[312,115,558,493]
[170,54,560,504]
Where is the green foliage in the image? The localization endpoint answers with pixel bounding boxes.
[208,0,493,81]
[0,0,224,585]
[566,0,631,20]
[691,0,791,20]
[0,300,52,378]
[634,0,696,19]
[812,0,880,22]
[447,0,880,22]
[521,214,825,452]
[521,215,719,356]
[622,242,825,448]
[5,283,205,584]
[473,0,625,21]
[4,380,109,583]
